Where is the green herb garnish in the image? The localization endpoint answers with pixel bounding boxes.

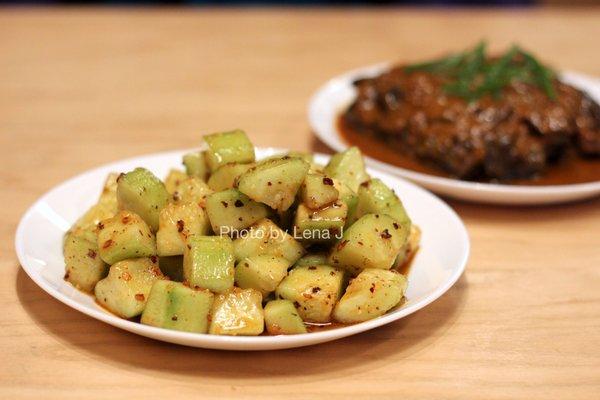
[404,41,557,101]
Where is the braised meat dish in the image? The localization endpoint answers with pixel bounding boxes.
[342,43,600,182]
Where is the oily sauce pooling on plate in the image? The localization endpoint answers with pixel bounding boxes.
[340,42,600,185]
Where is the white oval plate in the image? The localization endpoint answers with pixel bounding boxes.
[15,148,469,350]
[309,63,600,205]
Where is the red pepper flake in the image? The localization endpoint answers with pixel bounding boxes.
[177,220,185,232]
[64,272,70,280]
[369,283,376,293]
[102,239,113,249]
[293,301,301,308]
[221,201,228,208]
[267,181,272,186]
[234,199,244,207]
[360,181,370,188]
[87,249,97,259]
[393,222,399,230]
[302,293,312,299]
[135,293,145,302]
[121,215,131,224]
[322,177,334,186]
[381,229,392,239]
[150,255,158,263]
[337,240,349,251]
[97,222,104,230]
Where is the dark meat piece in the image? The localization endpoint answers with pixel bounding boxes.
[343,68,600,181]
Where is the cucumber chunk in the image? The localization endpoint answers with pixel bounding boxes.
[117,167,169,231]
[235,255,290,296]
[233,218,304,263]
[164,169,188,195]
[94,257,166,318]
[204,130,255,172]
[156,202,211,256]
[182,151,209,180]
[293,253,328,268]
[333,269,407,323]
[183,235,235,293]
[158,255,184,281]
[332,178,358,227]
[97,210,156,265]
[141,280,213,333]
[207,163,254,192]
[328,214,409,274]
[293,202,347,242]
[205,189,269,235]
[209,287,264,336]
[354,178,411,230]
[275,265,344,323]
[237,157,309,212]
[324,147,369,192]
[63,227,108,292]
[172,176,213,208]
[300,173,339,210]
[264,299,307,335]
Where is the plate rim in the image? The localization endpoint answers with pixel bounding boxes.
[308,63,600,199]
[15,147,470,350]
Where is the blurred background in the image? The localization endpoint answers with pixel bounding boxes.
[1,0,599,5]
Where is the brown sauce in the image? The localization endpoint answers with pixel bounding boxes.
[338,116,600,186]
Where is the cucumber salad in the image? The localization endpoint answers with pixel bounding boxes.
[63,130,420,336]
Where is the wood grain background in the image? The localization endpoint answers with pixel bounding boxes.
[1,7,599,400]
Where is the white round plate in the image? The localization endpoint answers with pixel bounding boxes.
[308,63,600,205]
[15,148,469,351]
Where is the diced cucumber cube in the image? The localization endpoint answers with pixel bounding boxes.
[172,176,213,208]
[204,130,255,172]
[182,151,209,180]
[235,255,290,296]
[354,178,411,230]
[333,269,407,323]
[293,253,328,268]
[164,169,188,195]
[264,299,307,335]
[183,235,235,293]
[237,156,309,212]
[63,227,108,292]
[205,189,269,235]
[209,288,264,336]
[328,214,409,273]
[117,167,169,231]
[300,173,339,209]
[97,210,156,265]
[141,280,213,333]
[233,218,304,264]
[156,202,211,256]
[324,147,369,192]
[94,257,166,318]
[275,265,344,323]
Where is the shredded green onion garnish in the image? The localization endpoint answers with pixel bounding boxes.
[404,41,557,101]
